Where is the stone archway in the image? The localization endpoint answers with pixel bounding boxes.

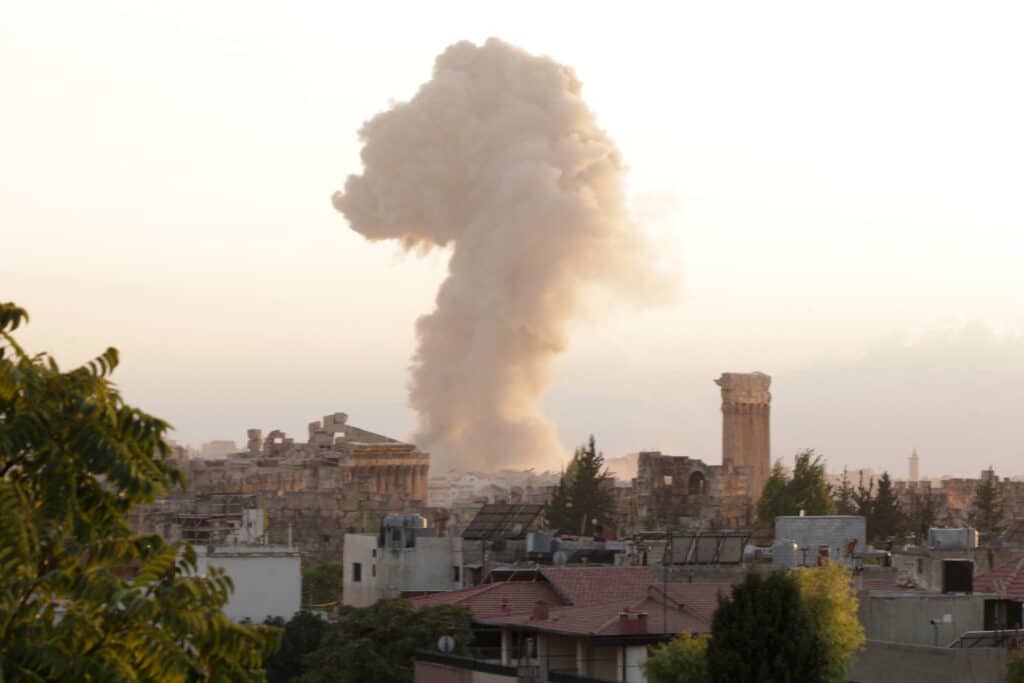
[688,471,706,496]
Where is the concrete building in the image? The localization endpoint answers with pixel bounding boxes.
[773,515,866,568]
[196,544,301,622]
[344,518,464,607]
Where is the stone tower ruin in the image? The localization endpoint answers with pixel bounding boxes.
[716,372,771,501]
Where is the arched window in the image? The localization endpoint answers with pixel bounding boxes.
[688,471,706,496]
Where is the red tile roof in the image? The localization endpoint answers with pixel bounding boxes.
[651,582,734,623]
[407,580,563,619]
[540,566,657,607]
[478,585,725,637]
[975,557,1024,599]
[409,567,727,638]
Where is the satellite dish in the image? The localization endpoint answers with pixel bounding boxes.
[553,551,568,566]
[437,635,456,654]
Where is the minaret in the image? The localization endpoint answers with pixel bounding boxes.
[909,449,919,483]
[716,372,772,501]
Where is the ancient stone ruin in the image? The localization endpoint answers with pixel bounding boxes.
[138,412,431,563]
[629,372,772,530]
[716,371,771,500]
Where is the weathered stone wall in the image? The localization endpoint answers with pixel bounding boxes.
[716,372,771,502]
[631,451,752,531]
[148,413,434,563]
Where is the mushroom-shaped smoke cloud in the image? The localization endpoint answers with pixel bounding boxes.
[334,38,662,471]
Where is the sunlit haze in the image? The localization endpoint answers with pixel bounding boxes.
[4,2,1023,477]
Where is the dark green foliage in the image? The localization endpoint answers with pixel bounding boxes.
[297,599,473,683]
[869,472,905,543]
[301,562,342,608]
[852,472,874,521]
[757,450,836,525]
[969,470,1006,540]
[833,468,856,515]
[707,571,829,683]
[906,487,940,541]
[263,611,329,683]
[546,435,616,535]
[0,302,279,681]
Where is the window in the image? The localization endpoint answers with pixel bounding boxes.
[917,558,924,575]
[372,564,376,577]
[452,565,461,583]
[352,562,362,582]
[372,548,377,558]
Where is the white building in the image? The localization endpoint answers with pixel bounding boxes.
[196,544,301,622]
[343,525,463,608]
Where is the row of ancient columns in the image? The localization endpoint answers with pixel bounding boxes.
[352,464,429,501]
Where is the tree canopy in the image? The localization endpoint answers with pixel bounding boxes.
[852,471,908,544]
[707,571,828,682]
[792,563,865,682]
[296,599,473,683]
[906,486,940,542]
[645,565,864,683]
[969,469,1006,540]
[643,633,710,683]
[833,468,856,515]
[263,611,329,683]
[757,450,836,525]
[0,302,279,681]
[546,435,616,536]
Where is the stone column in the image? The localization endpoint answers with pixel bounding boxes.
[716,372,771,501]
[401,466,414,499]
[418,465,429,501]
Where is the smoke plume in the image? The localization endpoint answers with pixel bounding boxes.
[333,38,660,471]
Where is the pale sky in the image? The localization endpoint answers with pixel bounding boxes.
[4,2,1023,477]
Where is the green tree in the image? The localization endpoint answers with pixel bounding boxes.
[546,435,615,535]
[757,450,836,525]
[297,599,472,683]
[969,469,1006,540]
[867,472,906,544]
[643,633,710,683]
[757,461,794,524]
[833,468,856,515]
[0,302,279,681]
[263,611,329,683]
[852,472,874,521]
[907,487,940,542]
[301,562,342,608]
[793,563,866,682]
[707,571,828,683]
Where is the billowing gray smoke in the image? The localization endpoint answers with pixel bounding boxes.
[333,38,659,471]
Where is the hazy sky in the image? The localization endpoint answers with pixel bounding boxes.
[4,2,1023,477]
